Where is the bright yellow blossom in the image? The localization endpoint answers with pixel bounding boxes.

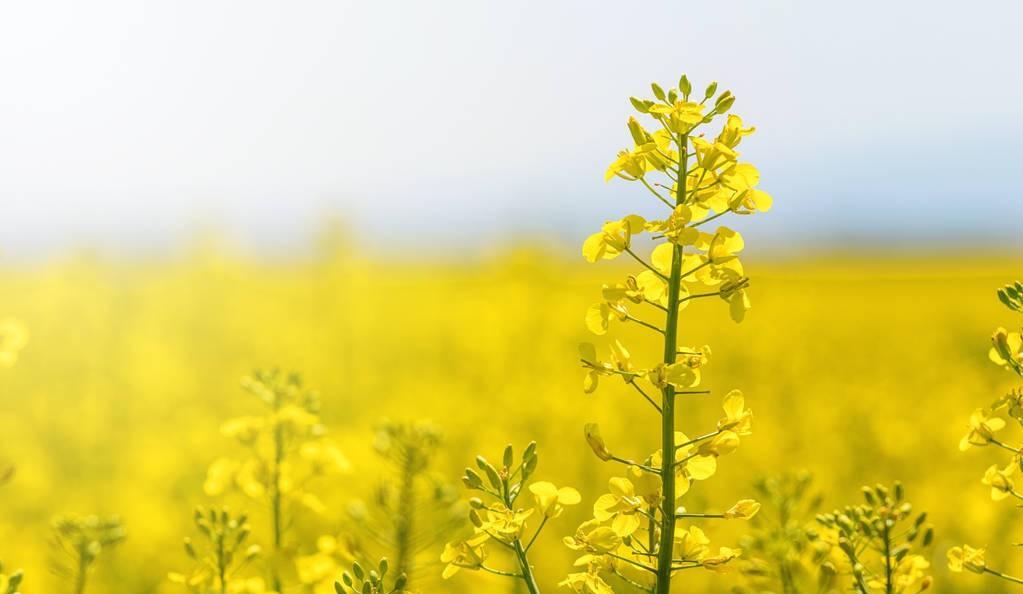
[982,462,1017,501]
[529,481,581,519]
[959,409,1006,450]
[948,545,987,574]
[582,215,646,263]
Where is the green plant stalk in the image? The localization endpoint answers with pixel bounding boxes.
[217,532,228,594]
[270,400,285,593]
[882,519,893,594]
[654,133,688,594]
[512,541,541,594]
[394,450,416,584]
[72,550,87,594]
[501,477,541,594]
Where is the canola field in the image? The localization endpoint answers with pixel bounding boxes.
[0,248,1020,593]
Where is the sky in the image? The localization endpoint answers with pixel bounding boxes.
[1,0,1021,259]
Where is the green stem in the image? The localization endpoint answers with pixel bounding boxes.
[394,450,417,582]
[270,397,284,593]
[985,567,1023,585]
[72,550,88,594]
[654,132,688,594]
[882,518,893,594]
[501,477,541,594]
[218,532,228,594]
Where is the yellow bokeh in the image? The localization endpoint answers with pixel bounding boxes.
[0,248,1020,593]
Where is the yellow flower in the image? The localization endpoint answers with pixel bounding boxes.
[299,438,352,475]
[648,100,705,134]
[716,114,756,149]
[559,570,616,594]
[563,519,622,554]
[702,227,744,264]
[991,327,1023,373]
[645,205,700,246]
[701,547,742,572]
[584,301,628,336]
[203,458,240,496]
[723,499,761,520]
[719,277,751,323]
[982,462,1017,501]
[959,409,1006,450]
[691,137,738,172]
[718,389,753,435]
[889,554,931,592]
[592,477,644,537]
[582,215,646,263]
[674,526,711,561]
[478,503,533,542]
[697,430,741,457]
[605,148,649,181]
[579,341,637,393]
[221,416,264,444]
[947,545,986,574]
[440,534,488,579]
[528,481,581,519]
[0,318,29,367]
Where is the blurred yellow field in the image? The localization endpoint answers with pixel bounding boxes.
[3,2,1023,592]
[1,249,1020,593]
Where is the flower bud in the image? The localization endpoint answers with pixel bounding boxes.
[584,423,613,461]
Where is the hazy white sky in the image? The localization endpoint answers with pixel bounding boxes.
[1,0,1021,258]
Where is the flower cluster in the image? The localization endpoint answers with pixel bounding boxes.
[441,443,578,593]
[950,281,1023,586]
[334,558,407,594]
[301,420,460,594]
[816,483,933,594]
[575,74,771,594]
[168,507,266,594]
[203,370,350,592]
[732,472,836,594]
[51,514,127,594]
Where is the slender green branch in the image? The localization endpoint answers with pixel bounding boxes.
[640,178,675,209]
[691,208,730,228]
[624,314,666,335]
[630,382,663,413]
[984,567,1023,585]
[624,247,669,281]
[524,517,548,553]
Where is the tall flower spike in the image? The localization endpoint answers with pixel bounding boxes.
[441,443,578,594]
[952,281,1023,587]
[577,74,772,594]
[816,482,934,594]
[203,370,350,593]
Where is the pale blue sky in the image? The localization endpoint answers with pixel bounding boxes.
[1,0,1021,258]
